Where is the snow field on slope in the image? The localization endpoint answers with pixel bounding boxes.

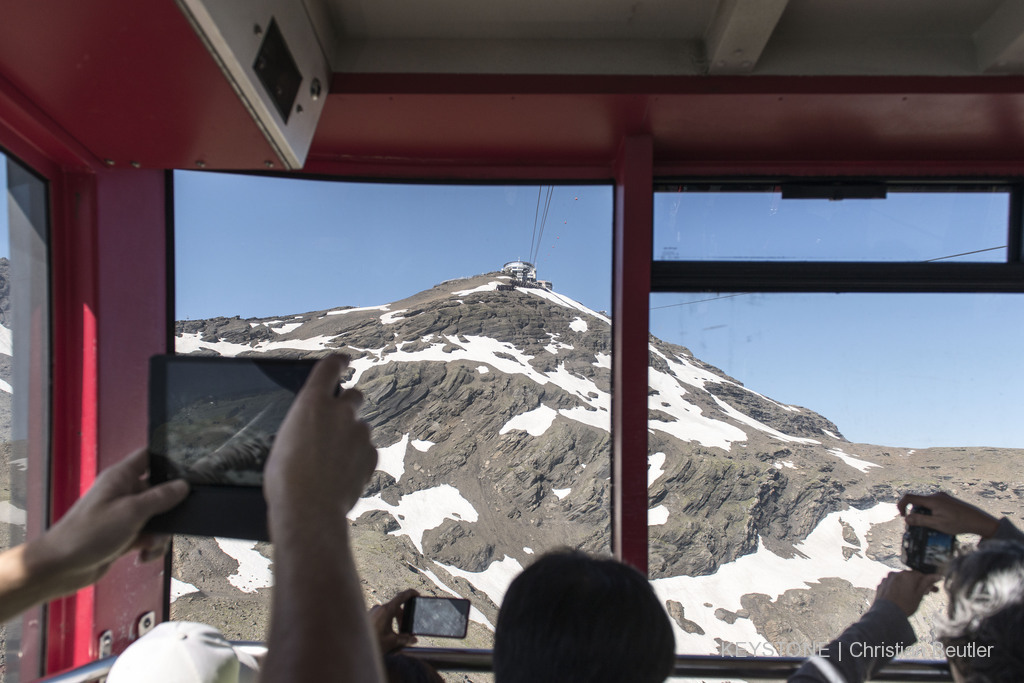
[453,281,501,296]
[500,405,558,436]
[438,555,524,609]
[649,452,667,486]
[828,448,881,473]
[0,500,26,525]
[651,503,899,654]
[648,505,670,525]
[649,347,818,450]
[326,304,390,316]
[348,485,479,553]
[522,287,611,324]
[271,322,302,334]
[377,434,409,482]
[170,578,199,602]
[346,334,613,439]
[216,538,274,593]
[176,332,337,356]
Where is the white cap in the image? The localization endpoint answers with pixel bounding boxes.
[107,622,259,683]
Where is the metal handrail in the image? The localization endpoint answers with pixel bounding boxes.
[39,647,954,682]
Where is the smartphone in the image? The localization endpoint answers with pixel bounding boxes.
[400,597,471,638]
[901,505,957,573]
[144,354,316,540]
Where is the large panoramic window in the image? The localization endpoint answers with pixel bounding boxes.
[0,153,51,683]
[649,182,1023,662]
[171,172,614,660]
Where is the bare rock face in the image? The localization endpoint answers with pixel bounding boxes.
[166,272,1024,671]
[667,600,705,635]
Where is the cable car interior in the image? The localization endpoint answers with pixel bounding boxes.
[2,1,1024,681]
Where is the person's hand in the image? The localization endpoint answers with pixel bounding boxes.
[25,448,189,596]
[873,570,941,617]
[264,355,377,522]
[897,491,1000,538]
[370,589,419,653]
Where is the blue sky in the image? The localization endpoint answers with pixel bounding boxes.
[650,188,1023,448]
[174,171,613,320]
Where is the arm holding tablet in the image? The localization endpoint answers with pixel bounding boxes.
[261,354,385,683]
[0,449,189,623]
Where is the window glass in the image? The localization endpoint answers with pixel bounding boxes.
[653,186,1010,262]
[648,291,1024,660]
[172,172,613,664]
[1,153,51,683]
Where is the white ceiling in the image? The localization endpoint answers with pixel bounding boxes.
[305,0,1024,75]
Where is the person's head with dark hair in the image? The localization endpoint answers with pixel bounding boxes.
[384,652,444,683]
[939,540,1024,682]
[493,549,675,683]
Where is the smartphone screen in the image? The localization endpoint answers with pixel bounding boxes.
[400,597,471,638]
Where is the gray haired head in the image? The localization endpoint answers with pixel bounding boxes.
[939,540,1024,682]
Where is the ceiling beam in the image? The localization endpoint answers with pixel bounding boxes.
[704,0,789,75]
[974,0,1024,73]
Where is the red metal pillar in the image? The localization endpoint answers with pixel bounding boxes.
[91,168,170,659]
[46,169,100,675]
[46,167,169,673]
[612,135,652,574]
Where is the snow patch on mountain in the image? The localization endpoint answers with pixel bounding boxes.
[271,322,303,334]
[216,538,273,593]
[649,505,670,525]
[170,578,199,602]
[828,448,881,473]
[593,352,611,369]
[380,309,408,325]
[346,335,613,434]
[652,503,899,654]
[523,288,610,324]
[411,439,435,452]
[439,555,524,609]
[0,324,12,356]
[377,434,409,482]
[648,366,748,450]
[176,332,336,356]
[349,485,479,553]
[453,281,501,296]
[569,317,588,332]
[648,452,666,486]
[543,333,573,355]
[0,500,26,525]
[325,304,390,316]
[711,395,820,446]
[500,405,558,436]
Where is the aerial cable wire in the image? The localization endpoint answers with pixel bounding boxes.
[528,186,542,264]
[532,186,554,264]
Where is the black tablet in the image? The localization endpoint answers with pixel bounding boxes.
[144,354,316,540]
